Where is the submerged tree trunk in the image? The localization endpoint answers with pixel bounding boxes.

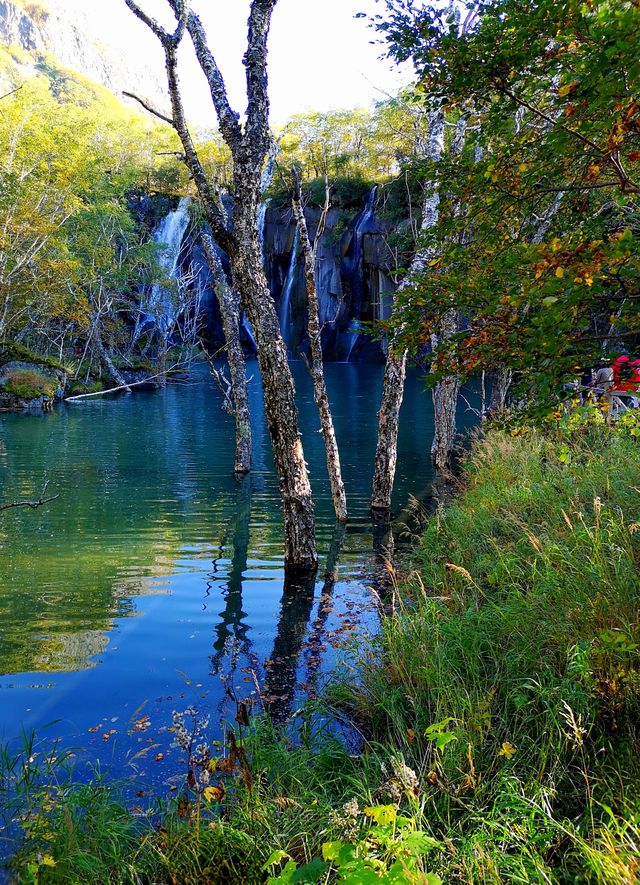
[371,108,445,513]
[229,206,317,571]
[291,168,347,523]
[124,0,317,572]
[201,235,252,475]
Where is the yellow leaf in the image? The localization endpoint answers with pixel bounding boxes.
[558,82,576,97]
[204,785,225,803]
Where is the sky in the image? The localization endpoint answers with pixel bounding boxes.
[80,0,410,125]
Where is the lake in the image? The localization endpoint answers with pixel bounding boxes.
[0,361,478,791]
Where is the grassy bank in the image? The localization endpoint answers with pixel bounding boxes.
[3,413,640,883]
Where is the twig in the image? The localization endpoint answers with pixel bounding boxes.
[0,481,58,513]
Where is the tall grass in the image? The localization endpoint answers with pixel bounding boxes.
[335,422,640,882]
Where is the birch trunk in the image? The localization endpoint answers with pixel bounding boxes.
[488,367,513,414]
[201,235,252,475]
[124,0,317,572]
[371,108,445,513]
[430,310,461,468]
[291,169,347,523]
[429,114,469,469]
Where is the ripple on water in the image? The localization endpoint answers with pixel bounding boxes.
[0,361,480,786]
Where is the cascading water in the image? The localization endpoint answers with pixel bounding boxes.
[279,227,299,350]
[341,185,378,361]
[139,197,191,343]
[257,198,270,270]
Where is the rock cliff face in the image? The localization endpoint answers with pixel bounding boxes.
[0,0,167,109]
[187,189,399,363]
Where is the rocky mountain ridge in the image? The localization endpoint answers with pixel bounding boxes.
[0,0,168,109]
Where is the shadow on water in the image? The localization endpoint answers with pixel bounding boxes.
[0,360,481,783]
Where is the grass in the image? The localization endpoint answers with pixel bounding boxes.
[2,369,58,401]
[3,414,640,883]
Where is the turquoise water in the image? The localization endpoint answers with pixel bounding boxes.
[0,361,477,787]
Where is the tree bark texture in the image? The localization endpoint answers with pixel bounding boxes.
[371,108,445,513]
[429,114,469,469]
[291,169,348,523]
[201,234,252,475]
[124,0,317,571]
[488,367,513,414]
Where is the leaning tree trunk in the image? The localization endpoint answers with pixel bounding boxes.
[93,319,131,392]
[291,169,347,523]
[371,108,445,513]
[202,235,252,475]
[124,0,317,572]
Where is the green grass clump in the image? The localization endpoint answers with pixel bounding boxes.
[335,424,640,882]
[3,369,57,401]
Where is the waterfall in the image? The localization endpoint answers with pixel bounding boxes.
[257,198,270,269]
[140,197,191,342]
[342,185,378,361]
[279,227,299,349]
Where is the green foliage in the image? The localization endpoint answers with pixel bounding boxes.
[265,804,442,884]
[0,53,183,354]
[375,0,640,413]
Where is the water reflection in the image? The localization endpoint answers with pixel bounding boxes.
[0,361,480,779]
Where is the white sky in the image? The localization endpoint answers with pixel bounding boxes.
[81,0,410,125]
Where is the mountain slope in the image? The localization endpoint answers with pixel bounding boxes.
[0,0,168,110]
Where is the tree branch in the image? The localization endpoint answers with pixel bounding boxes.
[245,0,278,148]
[184,10,243,148]
[0,481,58,513]
[122,90,173,125]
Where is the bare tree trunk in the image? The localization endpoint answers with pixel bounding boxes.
[488,367,513,414]
[201,235,252,475]
[371,108,445,513]
[429,114,470,469]
[124,0,317,572]
[93,319,131,391]
[430,310,461,468]
[291,168,347,523]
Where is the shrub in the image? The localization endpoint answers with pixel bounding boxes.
[3,370,57,401]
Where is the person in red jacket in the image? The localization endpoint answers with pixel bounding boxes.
[612,355,640,392]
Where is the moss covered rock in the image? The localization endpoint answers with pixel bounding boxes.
[0,360,68,411]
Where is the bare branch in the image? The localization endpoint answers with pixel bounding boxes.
[0,85,23,101]
[0,481,58,513]
[185,11,243,148]
[122,91,173,125]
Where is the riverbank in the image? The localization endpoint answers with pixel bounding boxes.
[4,410,640,883]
